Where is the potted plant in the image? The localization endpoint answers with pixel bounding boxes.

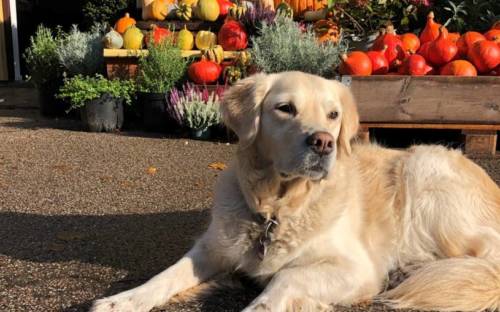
[250,15,346,77]
[136,37,188,132]
[57,75,135,132]
[56,24,106,77]
[167,83,223,139]
[23,25,66,116]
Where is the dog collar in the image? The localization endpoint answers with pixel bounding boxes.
[255,214,279,260]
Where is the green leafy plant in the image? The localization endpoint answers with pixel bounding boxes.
[136,39,188,93]
[57,75,136,111]
[250,16,346,77]
[82,0,135,27]
[433,0,500,32]
[56,24,106,77]
[182,89,221,131]
[23,25,62,87]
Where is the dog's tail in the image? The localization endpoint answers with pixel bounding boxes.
[378,257,500,312]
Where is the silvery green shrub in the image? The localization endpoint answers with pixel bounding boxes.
[56,24,105,76]
[250,16,347,77]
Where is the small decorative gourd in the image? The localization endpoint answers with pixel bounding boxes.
[123,25,144,50]
[195,30,217,50]
[175,3,193,21]
[202,45,224,64]
[115,13,136,35]
[151,0,176,20]
[177,26,195,50]
[103,28,124,49]
[195,0,220,21]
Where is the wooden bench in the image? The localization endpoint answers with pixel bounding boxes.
[348,76,499,156]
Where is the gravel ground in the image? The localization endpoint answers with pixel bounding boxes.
[0,105,498,312]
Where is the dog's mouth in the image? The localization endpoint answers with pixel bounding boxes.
[280,157,331,181]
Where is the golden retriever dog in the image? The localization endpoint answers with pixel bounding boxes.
[91,71,500,312]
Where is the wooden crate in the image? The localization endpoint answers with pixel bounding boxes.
[104,49,242,79]
[351,76,500,156]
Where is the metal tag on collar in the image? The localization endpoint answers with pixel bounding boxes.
[257,216,278,260]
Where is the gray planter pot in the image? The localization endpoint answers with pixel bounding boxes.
[190,128,212,140]
[80,93,124,132]
[137,92,169,133]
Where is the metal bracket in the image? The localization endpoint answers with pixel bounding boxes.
[334,75,352,87]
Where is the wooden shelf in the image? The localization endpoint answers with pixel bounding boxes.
[136,20,223,32]
[104,49,242,59]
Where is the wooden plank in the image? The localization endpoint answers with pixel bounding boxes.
[0,0,8,80]
[352,76,500,124]
[361,123,500,131]
[136,20,222,32]
[103,48,241,59]
[462,130,497,155]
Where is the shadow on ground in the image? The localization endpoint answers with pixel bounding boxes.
[0,211,259,311]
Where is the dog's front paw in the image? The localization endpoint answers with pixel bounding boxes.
[90,291,152,312]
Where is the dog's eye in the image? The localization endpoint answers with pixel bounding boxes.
[275,103,297,116]
[328,111,339,120]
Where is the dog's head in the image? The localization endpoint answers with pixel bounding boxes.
[221,71,359,181]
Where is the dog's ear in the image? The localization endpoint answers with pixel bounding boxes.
[221,73,272,148]
[334,81,360,155]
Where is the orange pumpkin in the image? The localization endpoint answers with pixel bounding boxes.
[115,13,136,35]
[468,40,500,73]
[427,27,458,66]
[448,32,460,44]
[484,29,500,48]
[400,33,420,53]
[419,11,445,45]
[457,31,486,57]
[440,60,477,76]
[273,0,327,17]
[339,52,372,76]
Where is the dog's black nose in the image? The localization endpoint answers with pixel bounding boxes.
[306,132,334,156]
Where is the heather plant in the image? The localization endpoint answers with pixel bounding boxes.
[136,39,188,93]
[250,16,346,77]
[240,2,277,37]
[167,83,224,129]
[56,24,106,76]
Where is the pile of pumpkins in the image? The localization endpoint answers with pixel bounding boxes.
[141,0,250,22]
[340,12,500,77]
[104,14,248,52]
[188,49,252,84]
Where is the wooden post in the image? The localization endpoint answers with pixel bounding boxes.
[0,0,8,80]
[462,130,497,156]
[8,0,20,80]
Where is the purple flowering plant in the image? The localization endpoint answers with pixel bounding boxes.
[167,83,226,127]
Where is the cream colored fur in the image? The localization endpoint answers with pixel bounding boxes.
[91,72,500,312]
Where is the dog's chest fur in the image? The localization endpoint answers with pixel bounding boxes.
[212,170,346,282]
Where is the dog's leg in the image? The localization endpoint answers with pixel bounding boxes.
[90,236,225,312]
[242,260,380,312]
